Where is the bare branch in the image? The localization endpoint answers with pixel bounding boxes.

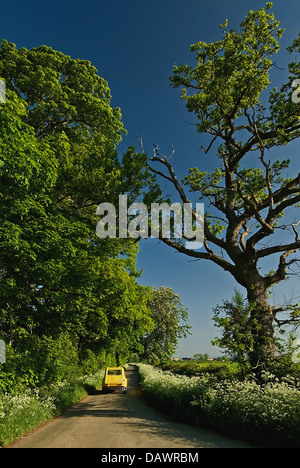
[257,241,300,259]
[149,145,227,251]
[161,237,237,278]
[292,220,300,242]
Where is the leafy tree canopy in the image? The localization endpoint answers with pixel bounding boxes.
[141,286,191,364]
[0,41,158,385]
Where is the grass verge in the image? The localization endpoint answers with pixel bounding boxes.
[0,370,104,447]
[137,363,300,448]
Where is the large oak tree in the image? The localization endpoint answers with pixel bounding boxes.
[143,3,300,370]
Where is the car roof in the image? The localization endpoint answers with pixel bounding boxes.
[105,366,124,370]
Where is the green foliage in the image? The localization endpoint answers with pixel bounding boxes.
[161,359,238,380]
[212,290,254,368]
[0,371,103,447]
[140,287,191,364]
[171,2,284,132]
[0,41,159,395]
[0,389,56,447]
[138,363,300,448]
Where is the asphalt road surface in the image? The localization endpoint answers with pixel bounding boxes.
[8,365,253,448]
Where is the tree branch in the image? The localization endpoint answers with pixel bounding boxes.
[148,146,227,251]
[161,237,237,278]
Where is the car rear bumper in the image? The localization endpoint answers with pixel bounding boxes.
[103,385,127,392]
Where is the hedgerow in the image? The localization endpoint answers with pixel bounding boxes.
[138,363,300,447]
[0,370,104,447]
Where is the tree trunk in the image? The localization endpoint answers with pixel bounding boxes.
[246,278,275,373]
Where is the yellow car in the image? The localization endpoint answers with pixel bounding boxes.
[102,366,128,393]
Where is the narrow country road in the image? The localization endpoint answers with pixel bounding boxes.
[8,366,253,448]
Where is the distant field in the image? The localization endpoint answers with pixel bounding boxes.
[160,360,239,379]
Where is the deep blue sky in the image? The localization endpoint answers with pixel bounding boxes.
[1,0,299,356]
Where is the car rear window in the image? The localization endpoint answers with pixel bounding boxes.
[107,369,122,375]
